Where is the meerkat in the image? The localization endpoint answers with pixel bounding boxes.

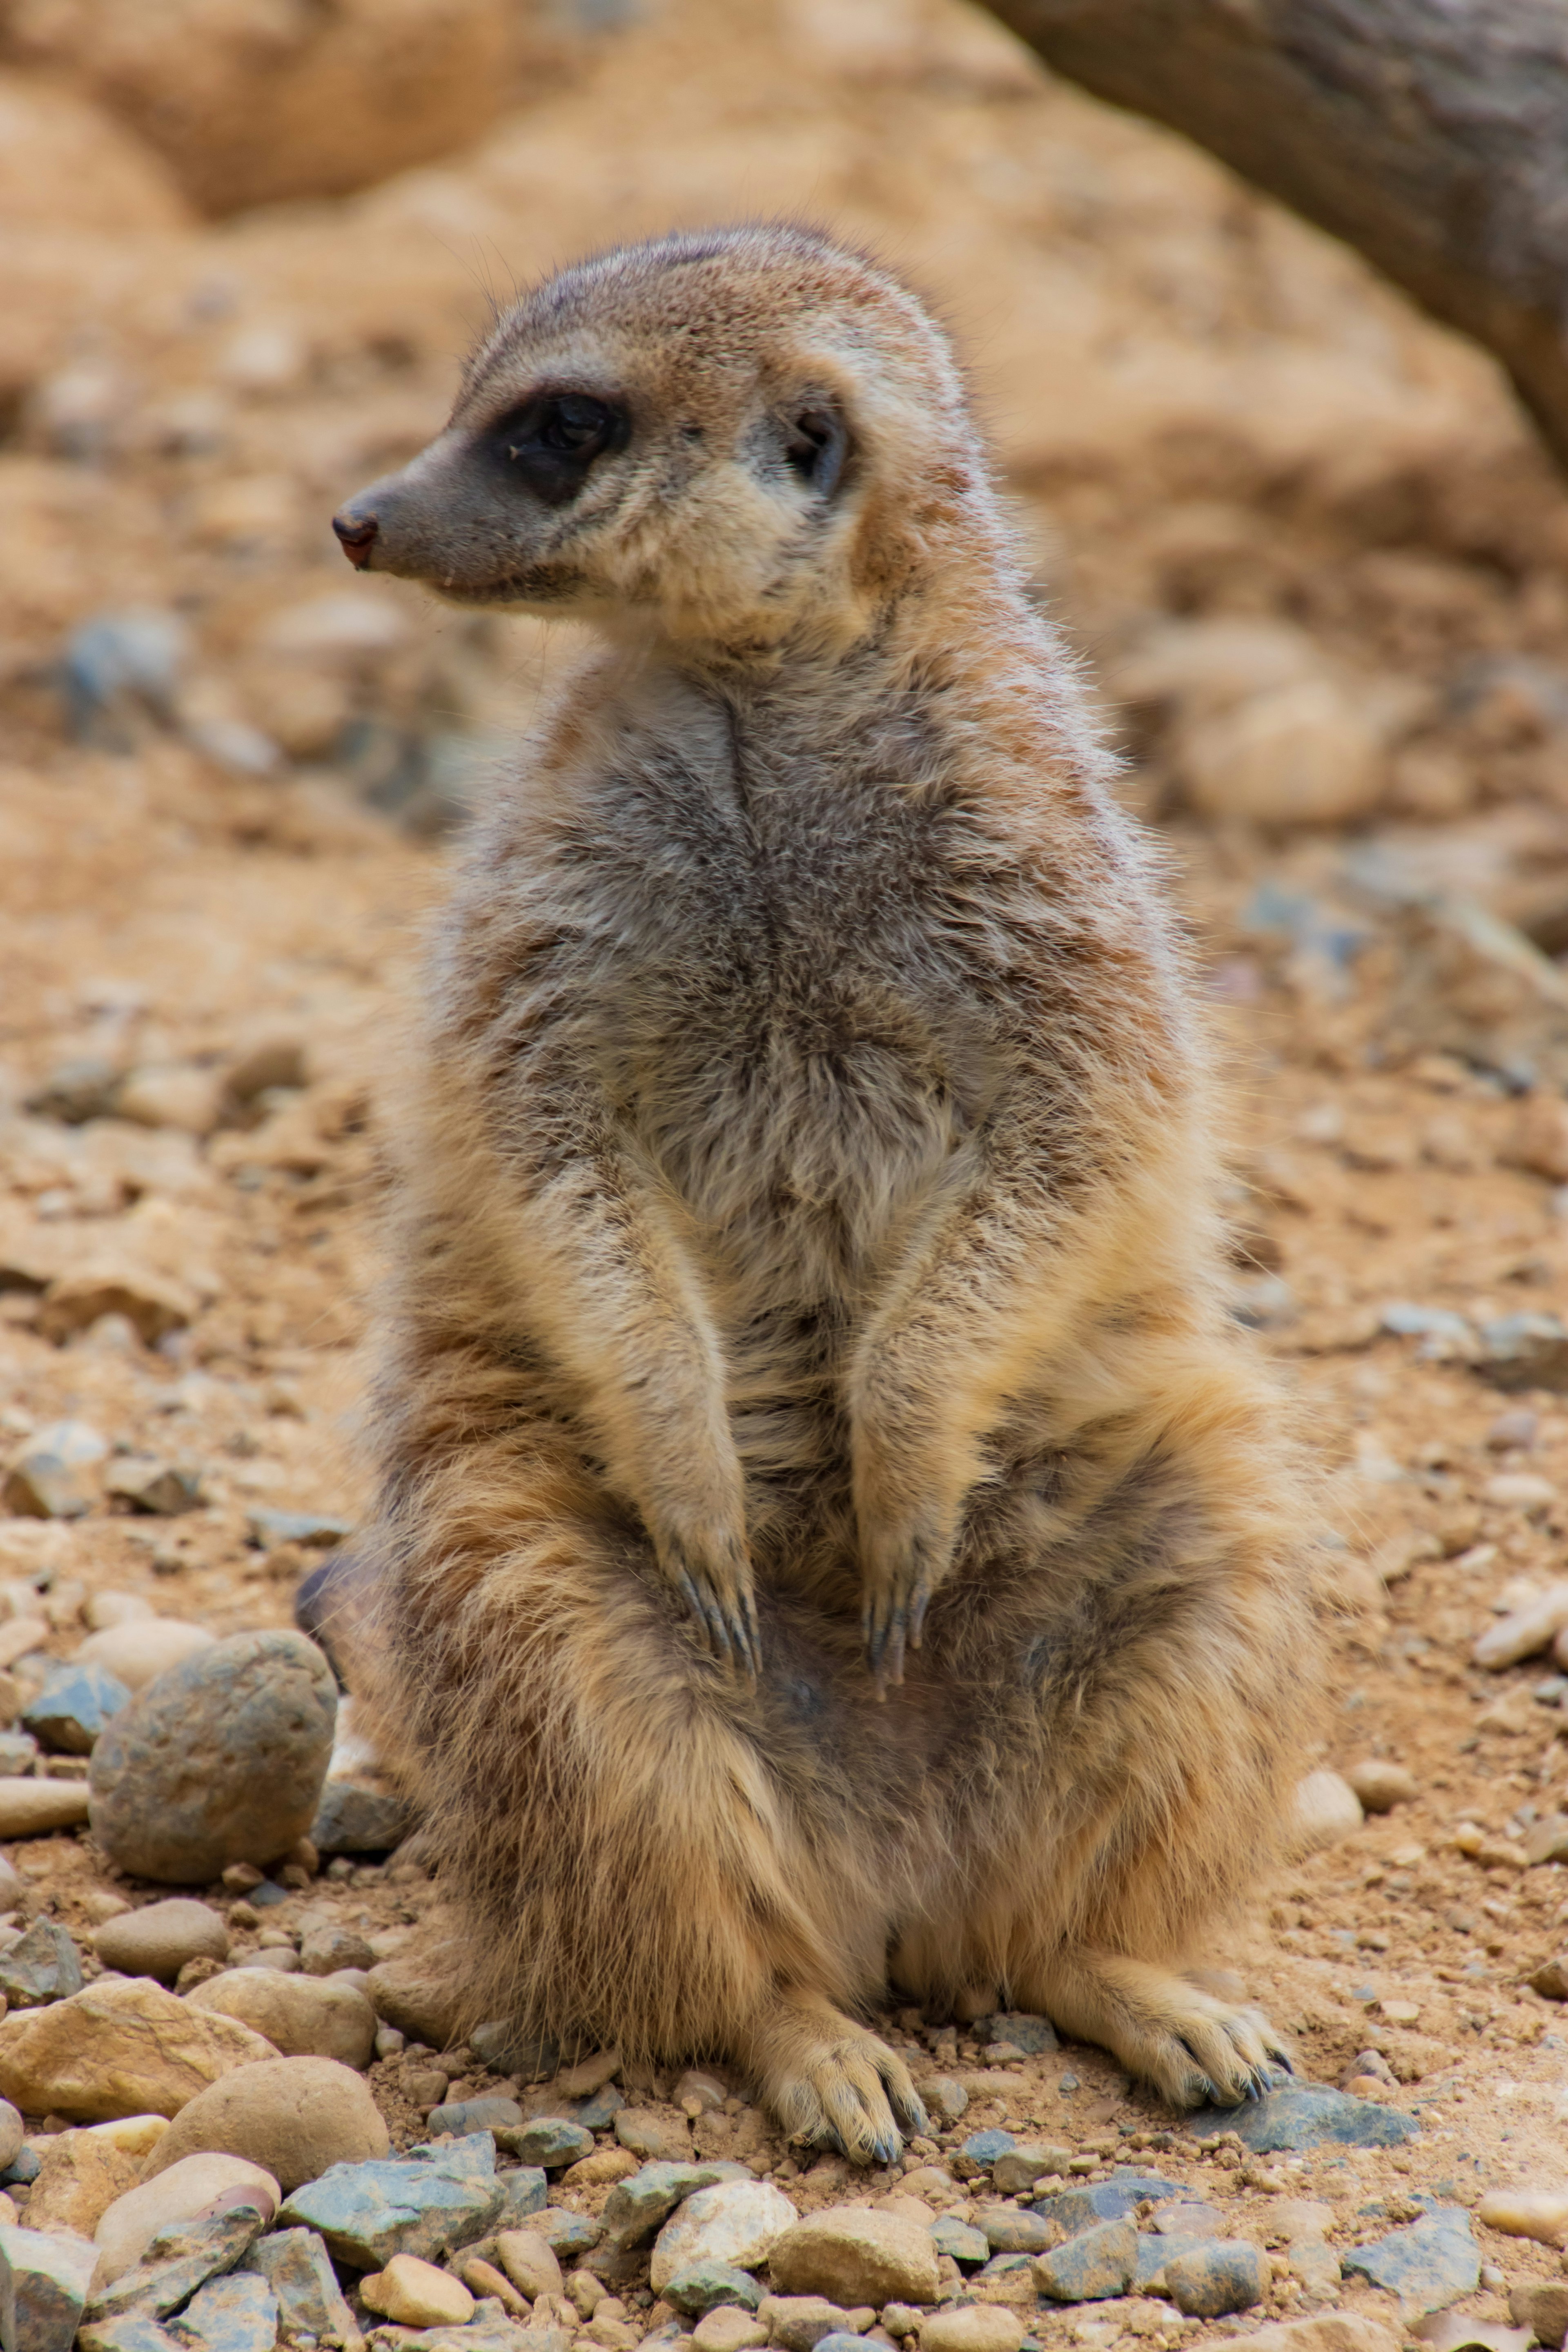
[324,223,1319,2164]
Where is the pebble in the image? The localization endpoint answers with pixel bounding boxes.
[426,2096,523,2137]
[1189,2086,1416,2151]
[1342,2208,1479,2316]
[0,2101,20,2173]
[662,2263,764,2318]
[89,1630,337,1882]
[247,1510,352,1551]
[1473,1583,1568,1670]
[1271,2200,1336,2243]
[91,1901,229,1984]
[308,1782,413,1856]
[1036,2174,1182,2230]
[496,2118,594,2169]
[75,1623,216,1692]
[960,2130,1016,2169]
[277,2131,503,2265]
[144,2054,388,2192]
[691,2310,768,2352]
[918,2313,1024,2352]
[496,2229,563,2300]
[298,1925,375,1976]
[976,2013,1057,2054]
[1343,1760,1418,1814]
[530,2211,602,2260]
[1152,2201,1226,2236]
[496,2169,549,2230]
[3,1423,107,1519]
[973,2205,1050,2255]
[96,2155,281,2284]
[83,2207,269,2331]
[767,2208,939,2307]
[599,2163,746,2256]
[185,1971,376,2071]
[1033,2218,1138,2301]
[27,2129,139,2236]
[0,1775,90,1835]
[362,2252,475,2327]
[0,2220,99,2352]
[1475,2189,1568,2245]
[758,2297,855,2352]
[460,2256,526,2318]
[616,2109,693,2163]
[991,2145,1070,2195]
[241,2226,363,2352]
[1161,2239,1267,2317]
[1291,1769,1365,1852]
[930,2216,987,2266]
[21,1663,131,1754]
[363,1955,461,2052]
[87,1593,157,1632]
[650,2180,799,2292]
[0,1978,275,2122]
[470,2023,557,2080]
[104,1460,203,1519]
[0,1918,83,2006]
[1509,2283,1568,2348]
[915,2076,967,2125]
[167,2270,276,2352]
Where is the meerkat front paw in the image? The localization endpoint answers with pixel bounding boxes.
[744,1995,928,2165]
[858,1510,951,1695]
[657,1523,761,1679]
[1018,1949,1295,2113]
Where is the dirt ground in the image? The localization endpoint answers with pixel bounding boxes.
[8,0,1568,2339]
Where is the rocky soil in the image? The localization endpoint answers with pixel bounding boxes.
[9,3,1568,2352]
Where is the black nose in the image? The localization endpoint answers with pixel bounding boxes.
[333,510,379,570]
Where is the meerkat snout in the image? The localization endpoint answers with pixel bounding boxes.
[327,227,965,640]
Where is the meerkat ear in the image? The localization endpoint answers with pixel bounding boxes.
[783,399,851,498]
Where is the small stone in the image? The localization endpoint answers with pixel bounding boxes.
[276,2132,502,2265]
[0,1737,36,1777]
[959,2132,1015,2171]
[674,2072,727,2119]
[426,2097,523,2138]
[1475,2188,1568,2245]
[991,2147,1069,2195]
[495,2118,594,2169]
[496,2230,564,2301]
[615,2109,692,2163]
[976,2015,1056,2056]
[1151,2201,1226,2237]
[470,2024,557,2080]
[599,2164,742,2256]
[530,2212,601,2261]
[0,2221,98,2352]
[568,2084,625,2132]
[0,1777,90,1836]
[557,2049,621,2100]
[184,1970,377,2070]
[973,2206,1049,2255]
[1289,2242,1342,2300]
[1343,1761,1418,1814]
[1272,2202,1336,2245]
[361,2253,475,2327]
[38,1267,195,1348]
[297,1927,374,1977]
[144,2056,388,2192]
[918,2313,1025,2352]
[1161,2240,1267,2318]
[0,1919,83,2007]
[0,2105,20,2176]
[914,2077,966,2126]
[3,1423,107,1520]
[83,2207,269,2331]
[363,1956,460,2051]
[89,1631,337,1883]
[768,2209,939,2307]
[103,1462,203,1520]
[167,2270,276,2352]
[21,1664,131,1755]
[74,1623,215,1693]
[92,1901,229,1984]
[1190,2087,1416,2152]
[26,2129,139,2236]
[662,2265,764,2318]
[307,1784,412,1857]
[691,2310,768,2352]
[760,2297,854,2352]
[1474,1583,1568,1670]
[239,2228,361,2352]
[1509,2283,1568,2348]
[1342,2210,1479,2315]
[650,2181,799,2292]
[87,1594,157,1632]
[72,2321,181,2352]
[245,1512,352,1552]
[96,2156,281,2285]
[0,1979,275,2122]
[1032,2219,1138,2301]
[929,2217,988,2267]
[1035,2175,1182,2232]
[461,2256,526,2318]
[1291,1770,1364,1853]
[495,2170,548,2230]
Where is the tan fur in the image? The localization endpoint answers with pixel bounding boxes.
[325,224,1321,2162]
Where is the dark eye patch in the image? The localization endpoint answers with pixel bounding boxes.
[487,391,630,508]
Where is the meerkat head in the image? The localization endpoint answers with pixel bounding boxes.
[332,224,984,647]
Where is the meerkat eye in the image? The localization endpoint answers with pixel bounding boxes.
[490,390,629,507]
[784,402,850,498]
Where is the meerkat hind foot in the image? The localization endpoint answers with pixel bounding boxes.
[742,1993,927,2167]
[1025,1949,1295,2113]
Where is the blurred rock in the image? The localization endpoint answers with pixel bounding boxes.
[115,1068,225,1138]
[1289,1769,1364,1854]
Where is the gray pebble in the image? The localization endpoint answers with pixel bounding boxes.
[22,1664,131,1755]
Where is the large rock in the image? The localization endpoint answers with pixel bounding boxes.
[650,2181,800,2293]
[89,1630,336,1882]
[1341,2210,1479,2317]
[91,1902,229,1984]
[0,1982,278,2123]
[185,1971,375,2071]
[1162,2240,1268,2317]
[240,2229,361,2352]
[165,2269,276,2352]
[767,2208,940,2307]
[277,2134,505,2269]
[140,2058,388,2194]
[1190,2086,1416,2153]
[0,2223,98,2352]
[1033,2220,1138,2302]
[96,2156,281,2286]
[82,2207,267,2332]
